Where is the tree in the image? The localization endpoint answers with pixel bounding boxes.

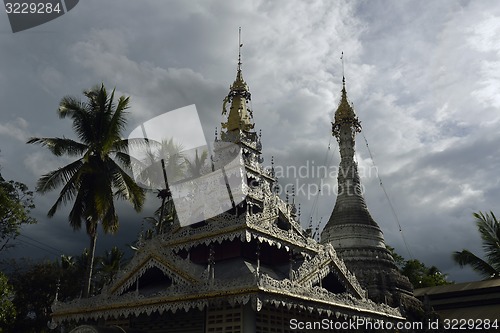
[3,257,84,332]
[58,253,86,300]
[97,246,125,288]
[137,138,185,235]
[387,246,452,288]
[0,171,36,252]
[453,211,500,279]
[402,259,451,288]
[184,149,208,179]
[5,259,59,332]
[386,245,405,270]
[0,272,16,330]
[27,84,145,298]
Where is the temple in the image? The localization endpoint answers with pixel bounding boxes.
[52,47,422,332]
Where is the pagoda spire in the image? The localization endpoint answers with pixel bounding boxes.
[327,77,371,227]
[221,27,254,133]
[321,75,417,310]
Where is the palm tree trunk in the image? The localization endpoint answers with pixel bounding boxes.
[83,231,97,298]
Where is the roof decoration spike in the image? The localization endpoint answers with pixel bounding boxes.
[270,156,275,177]
[257,128,263,151]
[238,26,243,72]
[341,51,345,88]
[313,217,322,241]
[306,216,313,237]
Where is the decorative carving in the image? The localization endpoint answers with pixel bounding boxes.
[53,268,401,325]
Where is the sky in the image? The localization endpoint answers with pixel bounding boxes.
[1,0,499,284]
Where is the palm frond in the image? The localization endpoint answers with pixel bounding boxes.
[57,96,85,119]
[185,149,208,178]
[67,185,86,230]
[115,137,158,152]
[109,160,145,211]
[106,88,115,115]
[84,84,107,118]
[474,211,500,271]
[101,200,119,234]
[27,137,88,157]
[452,249,497,279]
[47,168,82,218]
[109,95,129,134]
[58,96,94,145]
[103,93,129,152]
[36,159,83,193]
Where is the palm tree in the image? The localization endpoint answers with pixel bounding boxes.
[184,149,208,179]
[453,211,500,279]
[98,246,125,287]
[138,138,185,234]
[27,84,145,297]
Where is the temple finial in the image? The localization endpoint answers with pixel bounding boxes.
[220,29,253,132]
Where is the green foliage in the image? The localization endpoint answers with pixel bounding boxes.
[0,172,36,252]
[27,84,146,297]
[386,245,405,270]
[96,246,125,288]
[453,211,500,279]
[2,257,84,333]
[387,246,452,289]
[402,259,451,288]
[0,272,16,329]
[0,245,127,332]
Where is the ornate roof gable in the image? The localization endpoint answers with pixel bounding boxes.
[102,238,202,297]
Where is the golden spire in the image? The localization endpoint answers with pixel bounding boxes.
[334,77,357,123]
[221,27,254,132]
[332,53,361,137]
